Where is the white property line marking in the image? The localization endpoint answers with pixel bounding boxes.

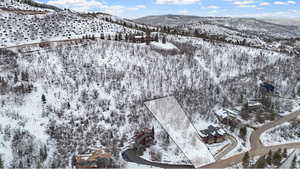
[144,96,215,168]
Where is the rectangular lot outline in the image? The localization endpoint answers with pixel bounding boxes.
[144,96,215,168]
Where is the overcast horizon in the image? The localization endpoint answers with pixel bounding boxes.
[35,0,300,19]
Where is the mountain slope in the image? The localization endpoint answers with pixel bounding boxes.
[134,15,300,39]
[0,8,300,169]
[0,0,60,11]
[1,32,299,167]
[0,11,145,47]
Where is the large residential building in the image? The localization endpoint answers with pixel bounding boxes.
[199,125,226,144]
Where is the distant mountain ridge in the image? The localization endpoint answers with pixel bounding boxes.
[134,14,231,26]
[134,14,300,39]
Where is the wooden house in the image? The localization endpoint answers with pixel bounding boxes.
[199,125,226,144]
[75,148,114,168]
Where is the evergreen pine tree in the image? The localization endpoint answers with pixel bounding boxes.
[162,36,166,44]
[118,33,122,41]
[41,94,46,104]
[146,31,151,45]
[21,71,29,81]
[14,72,18,83]
[283,148,287,158]
[242,39,246,45]
[255,155,266,168]
[291,155,297,169]
[0,156,3,169]
[239,93,244,104]
[194,29,200,37]
[273,149,282,166]
[239,126,247,140]
[154,33,159,42]
[167,26,170,33]
[242,152,250,168]
[71,155,77,167]
[266,150,272,165]
[37,161,42,169]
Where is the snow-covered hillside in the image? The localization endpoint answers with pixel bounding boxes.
[0,5,300,168]
[261,120,300,146]
[0,0,59,12]
[0,11,144,47]
[0,29,298,167]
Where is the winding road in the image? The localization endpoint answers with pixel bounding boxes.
[122,108,300,169]
[200,108,300,169]
[122,149,194,168]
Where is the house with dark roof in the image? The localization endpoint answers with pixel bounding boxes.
[199,125,226,144]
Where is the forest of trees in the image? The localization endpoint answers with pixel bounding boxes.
[0,7,299,168]
[242,148,290,168]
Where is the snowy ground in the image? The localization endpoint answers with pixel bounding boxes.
[145,96,215,167]
[150,42,178,51]
[141,143,190,165]
[125,162,161,169]
[0,82,54,168]
[260,121,300,146]
[0,11,142,47]
[0,0,53,11]
[208,140,230,156]
[222,127,252,159]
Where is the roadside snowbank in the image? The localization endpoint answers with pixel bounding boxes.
[260,122,300,146]
[150,42,178,51]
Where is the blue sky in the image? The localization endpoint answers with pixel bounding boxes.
[36,0,300,19]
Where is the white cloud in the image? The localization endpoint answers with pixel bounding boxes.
[48,0,98,11]
[274,1,296,5]
[209,10,218,13]
[259,2,270,6]
[238,4,256,7]
[155,0,200,5]
[233,1,255,5]
[274,1,286,5]
[47,0,146,15]
[287,1,296,4]
[178,10,190,14]
[229,10,300,19]
[207,5,220,9]
[135,5,146,9]
[232,1,257,8]
[128,5,146,11]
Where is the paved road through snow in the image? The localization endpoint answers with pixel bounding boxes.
[200,108,300,168]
